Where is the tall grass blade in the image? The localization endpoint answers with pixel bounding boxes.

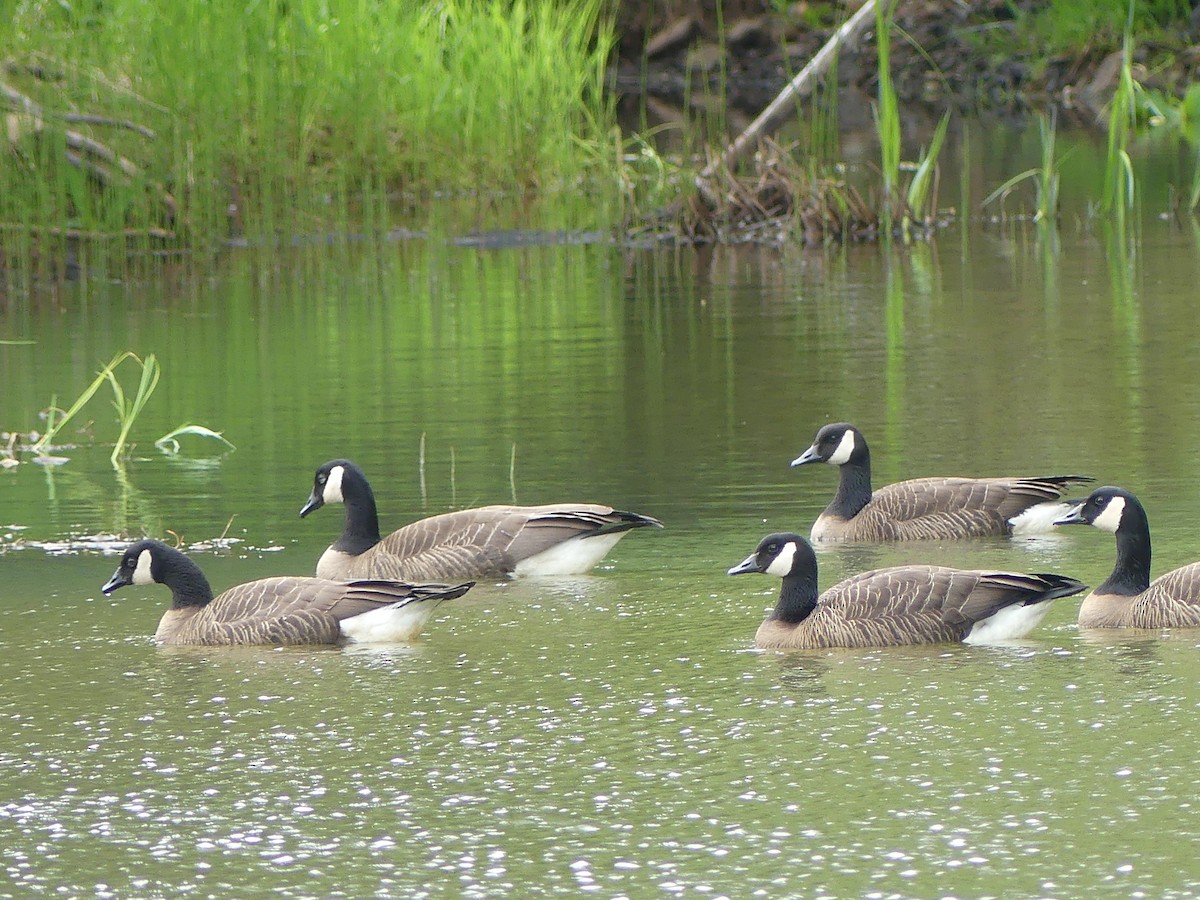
[107,352,160,466]
[904,111,951,228]
[1036,111,1060,220]
[873,0,901,231]
[1102,8,1138,229]
[1189,145,1200,213]
[510,443,519,504]
[419,432,428,509]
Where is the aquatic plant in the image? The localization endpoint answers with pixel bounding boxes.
[1102,20,1139,229]
[28,351,231,467]
[154,425,236,457]
[903,112,950,237]
[872,0,950,239]
[982,113,1063,221]
[873,0,901,233]
[1133,83,1200,214]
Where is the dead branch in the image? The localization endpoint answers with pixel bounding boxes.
[1,77,177,224]
[61,113,157,140]
[696,0,878,194]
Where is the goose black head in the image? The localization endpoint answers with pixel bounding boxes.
[1054,486,1138,534]
[102,539,166,595]
[791,423,865,468]
[300,459,362,518]
[728,532,813,578]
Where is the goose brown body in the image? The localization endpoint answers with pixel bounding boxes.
[792,423,1091,542]
[102,540,472,646]
[301,460,662,582]
[1055,486,1200,629]
[1076,568,1200,629]
[755,565,1079,649]
[730,533,1085,650]
[812,475,1088,542]
[320,503,655,582]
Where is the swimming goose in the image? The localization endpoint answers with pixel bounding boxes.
[791,422,1092,541]
[1054,486,1200,628]
[728,532,1085,649]
[101,539,473,646]
[299,459,663,582]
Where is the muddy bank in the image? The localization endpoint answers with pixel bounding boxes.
[612,1,1200,129]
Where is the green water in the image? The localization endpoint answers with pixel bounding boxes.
[7,156,1200,894]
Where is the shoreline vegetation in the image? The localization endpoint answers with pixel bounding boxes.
[1,0,1198,278]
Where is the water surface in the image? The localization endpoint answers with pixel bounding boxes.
[4,126,1200,896]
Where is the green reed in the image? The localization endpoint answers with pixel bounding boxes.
[871,1,949,239]
[1102,20,1138,230]
[0,0,617,252]
[874,0,901,233]
[28,351,229,467]
[903,112,950,235]
[983,112,1062,221]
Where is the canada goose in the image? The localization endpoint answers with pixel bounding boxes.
[1054,486,1200,628]
[101,539,473,646]
[728,532,1085,649]
[790,422,1093,541]
[299,459,663,582]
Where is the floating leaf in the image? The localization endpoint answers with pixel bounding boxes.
[155,425,237,456]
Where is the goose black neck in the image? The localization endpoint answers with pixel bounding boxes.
[829,452,873,519]
[335,477,383,555]
[773,570,820,624]
[1100,504,1152,596]
[159,548,215,609]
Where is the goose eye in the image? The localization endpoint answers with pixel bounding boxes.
[317,474,326,484]
[124,557,136,568]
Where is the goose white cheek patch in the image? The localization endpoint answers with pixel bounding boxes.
[765,542,797,577]
[827,430,857,465]
[323,465,345,504]
[1092,496,1126,533]
[133,549,155,585]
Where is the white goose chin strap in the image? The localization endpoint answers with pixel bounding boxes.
[133,548,155,585]
[323,465,346,504]
[765,541,798,578]
[1091,495,1126,533]
[826,429,857,465]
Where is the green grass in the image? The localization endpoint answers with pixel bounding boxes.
[988,0,1190,59]
[0,0,617,252]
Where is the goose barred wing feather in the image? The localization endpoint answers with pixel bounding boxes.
[184,608,345,646]
[798,566,1072,648]
[803,566,984,647]
[370,504,661,582]
[858,475,1090,540]
[1127,563,1200,628]
[174,577,469,646]
[505,506,661,557]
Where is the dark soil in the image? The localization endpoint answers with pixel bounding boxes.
[612,1,1200,129]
